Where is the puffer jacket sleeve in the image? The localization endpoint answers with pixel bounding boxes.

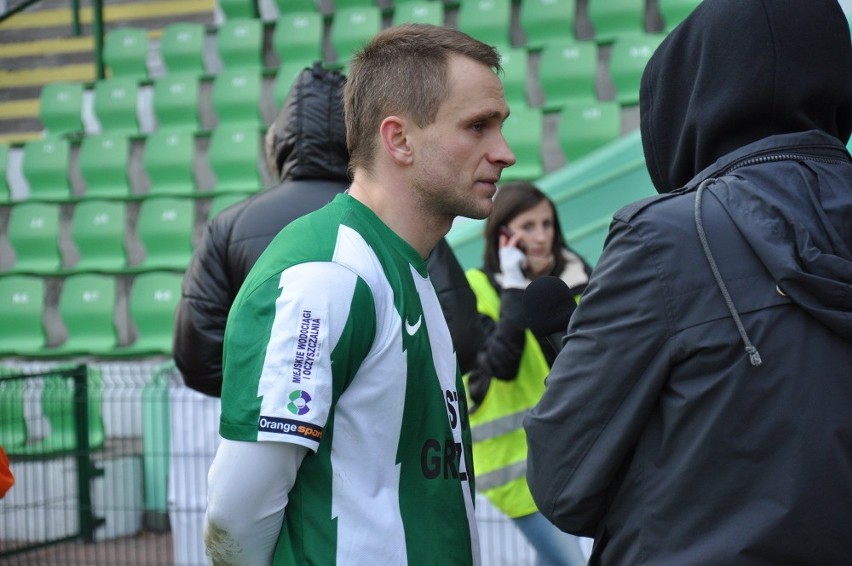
[426,239,483,375]
[524,215,672,536]
[173,216,236,397]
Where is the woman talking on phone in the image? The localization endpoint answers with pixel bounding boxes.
[465,181,591,565]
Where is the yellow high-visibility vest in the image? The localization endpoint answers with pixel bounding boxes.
[464,268,551,518]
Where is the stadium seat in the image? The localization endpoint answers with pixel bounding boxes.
[392,0,445,26]
[207,125,263,193]
[329,6,382,66]
[519,0,576,50]
[120,271,184,355]
[5,201,62,274]
[537,38,598,111]
[0,275,47,356]
[16,368,105,454]
[0,371,27,451]
[92,76,140,134]
[609,32,665,106]
[38,82,84,137]
[333,0,377,9]
[22,137,72,201]
[159,22,207,76]
[216,17,264,70]
[69,199,128,272]
[208,193,248,219]
[501,106,544,181]
[275,0,317,13]
[587,0,645,44]
[152,73,201,132]
[456,0,512,51]
[211,68,263,128]
[219,0,259,19]
[134,196,195,271]
[658,0,701,31]
[273,61,307,108]
[499,47,530,109]
[103,26,150,79]
[558,99,621,162]
[78,132,132,198]
[272,11,324,67]
[51,273,119,356]
[142,130,197,195]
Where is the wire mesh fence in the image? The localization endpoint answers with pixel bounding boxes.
[0,359,544,565]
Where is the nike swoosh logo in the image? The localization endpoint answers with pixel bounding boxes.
[405,315,422,336]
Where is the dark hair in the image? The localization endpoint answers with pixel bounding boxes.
[344,24,502,178]
[483,181,568,276]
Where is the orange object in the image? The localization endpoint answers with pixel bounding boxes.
[0,445,14,499]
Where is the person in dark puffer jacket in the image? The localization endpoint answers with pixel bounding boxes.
[173,62,481,396]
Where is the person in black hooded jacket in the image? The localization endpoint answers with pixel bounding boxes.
[173,62,482,396]
[524,1,852,564]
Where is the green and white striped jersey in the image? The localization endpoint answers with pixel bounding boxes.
[220,194,479,565]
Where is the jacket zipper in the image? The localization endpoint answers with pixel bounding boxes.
[723,152,850,175]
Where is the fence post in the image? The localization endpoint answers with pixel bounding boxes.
[72,364,105,542]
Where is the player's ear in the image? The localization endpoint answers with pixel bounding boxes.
[379,116,413,166]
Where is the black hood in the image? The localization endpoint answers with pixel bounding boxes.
[640,0,852,194]
[270,62,350,183]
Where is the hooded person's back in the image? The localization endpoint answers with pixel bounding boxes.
[174,63,481,397]
[524,2,852,563]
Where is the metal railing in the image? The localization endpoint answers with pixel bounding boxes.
[0,0,106,79]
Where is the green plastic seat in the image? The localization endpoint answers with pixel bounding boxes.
[587,0,645,44]
[142,130,197,195]
[499,47,529,109]
[273,61,309,108]
[69,199,128,272]
[121,271,184,355]
[392,0,445,26]
[5,201,62,274]
[272,11,324,67]
[519,0,576,50]
[275,0,317,13]
[0,372,27,451]
[558,99,621,162]
[329,6,382,65]
[456,0,512,51]
[22,137,72,201]
[211,68,263,128]
[500,106,544,181]
[609,32,665,106]
[78,132,132,198]
[0,275,46,356]
[208,125,262,194]
[93,77,140,134]
[538,38,598,111]
[39,82,84,137]
[159,22,207,76]
[219,0,258,19]
[103,26,150,79]
[18,368,105,454]
[51,274,119,355]
[658,0,701,31]
[152,73,201,133]
[216,17,264,70]
[134,196,195,271]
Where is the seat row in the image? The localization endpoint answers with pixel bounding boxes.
[0,128,266,203]
[0,195,247,276]
[0,270,183,359]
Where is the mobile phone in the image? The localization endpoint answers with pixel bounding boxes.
[499,226,527,252]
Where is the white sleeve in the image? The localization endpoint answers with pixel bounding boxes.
[204,438,308,566]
